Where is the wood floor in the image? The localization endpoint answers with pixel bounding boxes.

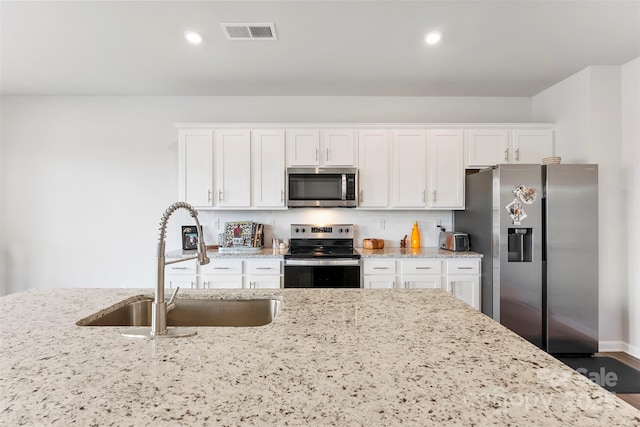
[597,352,640,410]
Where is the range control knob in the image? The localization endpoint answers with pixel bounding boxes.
[295,228,300,233]
[344,228,349,233]
[338,228,343,233]
[301,228,306,233]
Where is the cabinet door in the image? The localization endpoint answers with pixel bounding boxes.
[445,275,480,310]
[246,275,281,289]
[391,129,427,207]
[286,130,320,166]
[427,129,464,209]
[321,129,356,166]
[252,130,286,208]
[215,130,251,208]
[465,129,510,168]
[363,275,395,289]
[358,130,390,208]
[402,276,442,289]
[511,129,554,164]
[178,129,214,207]
[201,276,244,289]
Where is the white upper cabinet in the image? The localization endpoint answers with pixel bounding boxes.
[466,129,510,168]
[286,129,320,166]
[427,129,465,209]
[178,129,214,208]
[511,129,554,164]
[358,130,390,208]
[286,129,356,166]
[321,129,356,166]
[252,129,286,208]
[214,129,251,208]
[391,129,427,208]
[466,127,554,168]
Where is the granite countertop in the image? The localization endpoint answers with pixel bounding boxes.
[357,247,483,258]
[1,288,638,425]
[168,247,482,260]
[167,247,287,259]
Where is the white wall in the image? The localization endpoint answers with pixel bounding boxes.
[0,95,532,295]
[532,64,632,356]
[621,58,640,358]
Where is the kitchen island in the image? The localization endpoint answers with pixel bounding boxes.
[1,288,639,425]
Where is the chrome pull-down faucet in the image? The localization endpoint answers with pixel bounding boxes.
[122,202,210,339]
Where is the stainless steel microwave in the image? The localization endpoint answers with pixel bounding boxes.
[287,168,358,208]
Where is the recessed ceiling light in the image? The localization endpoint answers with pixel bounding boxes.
[425,31,442,45]
[185,31,203,44]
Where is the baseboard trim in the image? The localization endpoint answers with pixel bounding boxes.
[599,340,628,352]
[627,343,640,360]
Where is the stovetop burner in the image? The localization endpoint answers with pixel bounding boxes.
[285,224,360,260]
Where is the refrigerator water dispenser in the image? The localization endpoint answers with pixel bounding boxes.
[508,228,532,262]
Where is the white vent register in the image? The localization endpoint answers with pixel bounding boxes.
[221,23,277,40]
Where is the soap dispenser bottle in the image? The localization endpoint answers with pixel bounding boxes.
[411,221,421,248]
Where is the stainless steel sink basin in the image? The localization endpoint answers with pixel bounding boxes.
[77,297,280,327]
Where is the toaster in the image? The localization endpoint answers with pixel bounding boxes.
[439,231,470,252]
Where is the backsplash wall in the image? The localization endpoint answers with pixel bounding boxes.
[188,209,453,249]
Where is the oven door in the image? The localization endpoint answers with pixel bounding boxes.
[284,259,361,288]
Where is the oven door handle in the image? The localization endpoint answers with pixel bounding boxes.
[284,259,360,267]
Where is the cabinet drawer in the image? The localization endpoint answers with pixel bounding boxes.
[200,259,243,275]
[446,259,480,275]
[400,259,442,275]
[363,259,396,275]
[165,261,197,275]
[246,260,281,275]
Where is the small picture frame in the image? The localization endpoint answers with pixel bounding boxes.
[182,226,202,251]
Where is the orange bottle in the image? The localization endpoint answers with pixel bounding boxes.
[410,221,421,248]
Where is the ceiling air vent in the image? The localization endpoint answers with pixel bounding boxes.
[221,23,277,40]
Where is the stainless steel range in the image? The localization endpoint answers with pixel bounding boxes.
[283,224,361,288]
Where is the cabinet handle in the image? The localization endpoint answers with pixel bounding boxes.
[416,267,431,270]
[203,281,210,289]
[515,148,520,161]
[422,191,426,202]
[315,148,319,162]
[326,148,330,161]
[504,148,509,161]
[373,267,390,270]
[214,267,229,270]
[432,191,436,203]
[359,190,363,203]
[450,281,456,294]
[281,190,285,202]
[256,267,272,270]
[392,281,396,288]
[457,267,473,270]
[218,189,223,202]
[208,190,212,202]
[190,281,196,289]
[171,267,189,270]
[249,281,256,289]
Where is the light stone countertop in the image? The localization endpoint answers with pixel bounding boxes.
[357,247,483,258]
[167,247,482,260]
[1,288,639,426]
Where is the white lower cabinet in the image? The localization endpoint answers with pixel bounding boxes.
[200,259,244,289]
[165,261,198,289]
[399,259,442,289]
[444,259,481,310]
[245,259,282,289]
[363,259,396,289]
[362,257,481,309]
[196,258,282,289]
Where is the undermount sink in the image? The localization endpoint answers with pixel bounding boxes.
[77,296,280,327]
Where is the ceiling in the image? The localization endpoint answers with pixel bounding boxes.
[1,1,638,97]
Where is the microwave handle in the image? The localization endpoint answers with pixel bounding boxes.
[342,174,347,200]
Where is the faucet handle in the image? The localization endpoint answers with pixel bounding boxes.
[167,286,180,306]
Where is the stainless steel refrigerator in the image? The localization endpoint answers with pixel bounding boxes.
[454,164,598,354]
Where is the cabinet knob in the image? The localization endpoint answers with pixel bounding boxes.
[504,148,509,161]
